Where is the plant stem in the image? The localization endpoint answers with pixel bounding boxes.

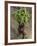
[22,33,24,39]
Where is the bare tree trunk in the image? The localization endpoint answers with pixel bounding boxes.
[18,23,25,39]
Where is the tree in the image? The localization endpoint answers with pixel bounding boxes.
[11,8,31,39]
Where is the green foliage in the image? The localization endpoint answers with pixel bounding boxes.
[11,8,31,25]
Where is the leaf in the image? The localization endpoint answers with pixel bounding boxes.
[11,8,31,25]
